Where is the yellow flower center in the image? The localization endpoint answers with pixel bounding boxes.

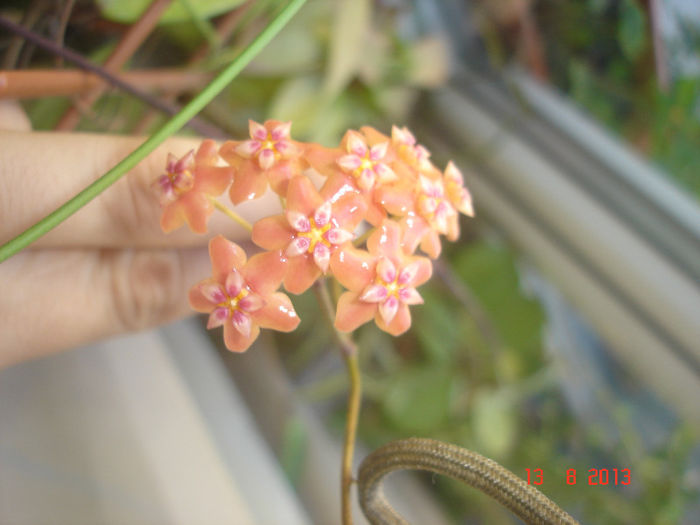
[220,288,249,313]
[298,218,332,253]
[354,154,376,178]
[167,169,194,194]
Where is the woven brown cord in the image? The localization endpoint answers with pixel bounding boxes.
[358,438,579,525]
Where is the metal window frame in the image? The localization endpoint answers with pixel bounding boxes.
[418,65,700,422]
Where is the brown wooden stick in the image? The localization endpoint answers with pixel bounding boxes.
[54,0,173,130]
[0,69,211,99]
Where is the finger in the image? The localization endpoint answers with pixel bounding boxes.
[0,131,283,249]
[0,100,32,131]
[0,244,223,369]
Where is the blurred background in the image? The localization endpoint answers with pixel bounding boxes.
[1,0,699,523]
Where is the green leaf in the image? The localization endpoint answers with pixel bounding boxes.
[383,365,453,433]
[471,389,517,459]
[96,0,246,25]
[324,0,371,97]
[618,0,647,60]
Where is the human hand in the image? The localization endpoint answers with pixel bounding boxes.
[0,102,280,368]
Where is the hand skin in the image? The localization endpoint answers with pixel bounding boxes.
[0,101,281,369]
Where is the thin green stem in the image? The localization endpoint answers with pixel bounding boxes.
[314,278,361,525]
[0,0,307,263]
[209,196,252,232]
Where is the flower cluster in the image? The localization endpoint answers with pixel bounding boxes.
[153,121,473,352]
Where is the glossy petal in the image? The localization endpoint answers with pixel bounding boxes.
[207,307,229,329]
[313,243,331,272]
[252,215,294,251]
[286,236,311,257]
[376,257,397,283]
[239,293,265,313]
[283,255,321,294]
[287,176,324,217]
[202,282,227,304]
[326,228,354,245]
[235,140,261,158]
[258,148,276,170]
[420,230,442,259]
[229,160,269,204]
[375,303,412,336]
[189,279,219,312]
[254,292,300,332]
[398,287,423,305]
[225,270,244,298]
[335,292,377,332]
[209,235,247,283]
[242,250,287,295]
[377,184,416,216]
[360,284,388,303]
[378,295,400,324]
[286,210,311,232]
[346,131,368,157]
[329,191,367,229]
[304,143,343,175]
[330,246,375,291]
[397,261,421,285]
[270,121,291,141]
[407,256,433,287]
[367,220,402,258]
[232,310,252,337]
[338,154,362,172]
[249,120,268,141]
[195,166,233,195]
[374,162,397,183]
[223,321,260,353]
[314,201,332,227]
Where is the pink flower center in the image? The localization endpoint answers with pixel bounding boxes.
[167,169,194,194]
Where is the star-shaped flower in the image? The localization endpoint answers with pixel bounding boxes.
[152,140,233,234]
[252,176,366,294]
[189,236,300,352]
[219,120,302,204]
[330,220,432,336]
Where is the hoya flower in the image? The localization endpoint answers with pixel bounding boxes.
[219,120,302,204]
[378,161,474,258]
[390,125,433,172]
[152,140,233,234]
[330,220,432,336]
[252,176,366,294]
[336,130,397,192]
[189,236,300,352]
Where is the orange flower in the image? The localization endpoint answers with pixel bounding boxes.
[251,176,366,294]
[330,220,432,336]
[219,120,303,204]
[152,140,233,234]
[189,236,300,352]
[378,161,474,258]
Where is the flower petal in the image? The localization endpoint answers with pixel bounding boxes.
[283,255,322,294]
[330,246,375,291]
[313,243,331,273]
[335,292,377,332]
[378,295,400,324]
[239,293,265,313]
[258,149,276,170]
[337,154,362,172]
[373,163,397,184]
[325,228,354,245]
[419,230,442,259]
[207,307,229,329]
[254,292,300,332]
[189,280,217,312]
[228,160,269,204]
[314,201,332,227]
[202,282,227,303]
[252,215,295,251]
[369,142,388,161]
[235,140,261,158]
[231,310,252,338]
[194,166,233,196]
[346,131,367,157]
[274,140,297,157]
[286,210,311,232]
[391,125,415,145]
[375,303,412,336]
[360,284,388,303]
[286,236,311,257]
[376,256,397,283]
[209,235,247,283]
[287,176,324,217]
[242,250,288,295]
[356,169,375,191]
[367,220,402,258]
[398,287,423,305]
[270,121,291,140]
[223,321,260,353]
[249,120,268,140]
[225,270,244,297]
